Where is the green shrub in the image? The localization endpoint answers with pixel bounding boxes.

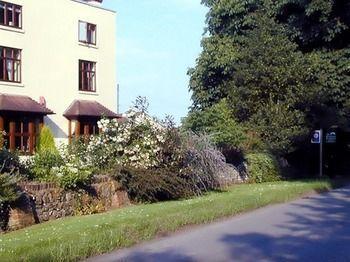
[246,153,281,183]
[57,164,93,190]
[182,100,247,150]
[0,173,20,231]
[0,149,24,175]
[29,150,64,182]
[36,125,57,153]
[0,149,22,231]
[29,147,93,190]
[0,173,19,203]
[115,167,192,202]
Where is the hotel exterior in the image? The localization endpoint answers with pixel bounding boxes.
[0,0,120,153]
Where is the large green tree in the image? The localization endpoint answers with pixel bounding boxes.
[188,0,350,155]
[228,16,319,154]
[273,0,350,51]
[189,0,264,109]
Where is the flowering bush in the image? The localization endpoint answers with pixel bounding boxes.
[24,97,240,200]
[55,144,93,189]
[27,144,93,190]
[55,163,93,189]
[86,111,165,170]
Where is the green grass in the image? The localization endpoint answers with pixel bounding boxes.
[0,179,343,262]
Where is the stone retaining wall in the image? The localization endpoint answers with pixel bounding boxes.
[2,176,130,232]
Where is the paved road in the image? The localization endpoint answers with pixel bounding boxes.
[89,186,350,262]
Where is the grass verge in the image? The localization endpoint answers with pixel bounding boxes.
[0,179,345,261]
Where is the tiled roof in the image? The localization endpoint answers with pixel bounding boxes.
[63,100,121,119]
[0,94,54,115]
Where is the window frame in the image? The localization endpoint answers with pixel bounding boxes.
[78,20,97,46]
[2,115,42,155]
[79,60,96,92]
[0,45,22,83]
[0,1,22,29]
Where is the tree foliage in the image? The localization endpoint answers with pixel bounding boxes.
[228,16,318,121]
[273,0,350,51]
[202,0,262,36]
[188,0,350,155]
[182,99,247,149]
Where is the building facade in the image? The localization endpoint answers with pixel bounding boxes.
[0,0,119,153]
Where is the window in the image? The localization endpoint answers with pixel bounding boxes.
[0,46,21,82]
[79,21,96,45]
[0,1,22,28]
[70,120,99,142]
[1,116,42,154]
[79,60,96,92]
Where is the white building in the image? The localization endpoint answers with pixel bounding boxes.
[0,0,120,153]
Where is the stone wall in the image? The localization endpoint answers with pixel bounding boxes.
[2,176,130,232]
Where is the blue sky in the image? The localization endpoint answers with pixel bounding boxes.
[102,0,207,122]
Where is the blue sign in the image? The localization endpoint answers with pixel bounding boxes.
[326,132,336,144]
[311,130,321,144]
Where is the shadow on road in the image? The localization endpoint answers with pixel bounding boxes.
[96,186,350,262]
[116,249,194,262]
[220,188,350,261]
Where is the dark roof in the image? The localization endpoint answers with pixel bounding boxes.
[0,94,54,115]
[63,100,121,119]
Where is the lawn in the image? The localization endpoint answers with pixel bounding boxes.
[0,179,343,262]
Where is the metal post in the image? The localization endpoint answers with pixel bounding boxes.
[320,128,323,177]
[0,116,4,148]
[117,84,120,114]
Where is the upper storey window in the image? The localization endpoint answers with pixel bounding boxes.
[0,1,22,28]
[79,21,96,45]
[79,60,96,92]
[0,46,21,83]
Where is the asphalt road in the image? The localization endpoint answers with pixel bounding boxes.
[88,186,350,262]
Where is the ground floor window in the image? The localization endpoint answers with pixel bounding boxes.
[0,115,42,154]
[68,118,100,143]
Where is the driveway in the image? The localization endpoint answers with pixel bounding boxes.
[88,186,350,262]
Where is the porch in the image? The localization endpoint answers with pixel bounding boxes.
[0,94,54,154]
[63,99,122,143]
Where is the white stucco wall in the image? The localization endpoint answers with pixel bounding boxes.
[0,0,117,143]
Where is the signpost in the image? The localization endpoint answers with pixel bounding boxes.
[311,129,323,177]
[326,131,336,144]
